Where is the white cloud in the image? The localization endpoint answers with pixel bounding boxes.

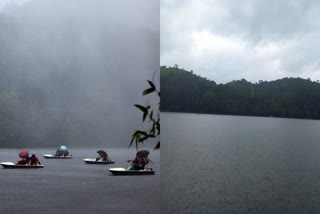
[161,0,320,83]
[190,31,246,56]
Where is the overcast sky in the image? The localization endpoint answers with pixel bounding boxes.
[161,0,320,83]
[0,0,30,9]
[0,0,159,148]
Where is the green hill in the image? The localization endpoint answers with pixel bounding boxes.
[161,65,320,119]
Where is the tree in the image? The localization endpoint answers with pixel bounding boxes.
[129,79,160,150]
[161,65,320,120]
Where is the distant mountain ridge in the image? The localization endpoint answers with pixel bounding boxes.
[161,66,320,119]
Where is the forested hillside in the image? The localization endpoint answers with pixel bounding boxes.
[161,66,320,119]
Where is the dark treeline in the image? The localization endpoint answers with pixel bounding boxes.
[0,1,159,148]
[161,65,320,119]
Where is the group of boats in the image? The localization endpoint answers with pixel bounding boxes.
[0,147,155,176]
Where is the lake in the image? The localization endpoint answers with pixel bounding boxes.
[0,148,160,214]
[161,112,320,214]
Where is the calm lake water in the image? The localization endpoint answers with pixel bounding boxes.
[0,148,160,214]
[162,112,320,214]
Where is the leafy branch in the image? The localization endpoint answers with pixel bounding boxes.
[129,79,160,150]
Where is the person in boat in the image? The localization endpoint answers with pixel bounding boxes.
[16,153,30,165]
[130,156,149,170]
[96,152,108,161]
[55,148,70,157]
[55,149,63,156]
[63,150,69,157]
[30,154,41,166]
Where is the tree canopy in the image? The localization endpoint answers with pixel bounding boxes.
[161,65,320,119]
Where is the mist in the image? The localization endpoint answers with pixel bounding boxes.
[0,0,160,148]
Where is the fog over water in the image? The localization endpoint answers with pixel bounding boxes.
[0,0,159,148]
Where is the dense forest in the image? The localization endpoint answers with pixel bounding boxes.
[161,66,320,119]
[0,1,159,148]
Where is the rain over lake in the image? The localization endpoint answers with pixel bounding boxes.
[0,0,160,213]
[162,112,320,214]
[0,148,160,214]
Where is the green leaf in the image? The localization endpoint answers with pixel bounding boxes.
[155,121,160,134]
[135,104,148,113]
[129,131,140,148]
[129,78,160,150]
[136,130,148,137]
[150,125,155,135]
[154,141,160,150]
[150,110,153,120]
[134,133,141,141]
[143,112,148,122]
[129,137,135,148]
[139,136,148,142]
[147,80,156,89]
[143,87,155,95]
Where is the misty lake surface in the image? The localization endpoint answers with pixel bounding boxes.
[162,112,320,214]
[0,148,159,214]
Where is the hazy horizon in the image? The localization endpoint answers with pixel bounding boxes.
[0,0,160,148]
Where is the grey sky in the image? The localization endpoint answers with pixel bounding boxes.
[0,0,30,9]
[161,0,320,83]
[0,0,159,148]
